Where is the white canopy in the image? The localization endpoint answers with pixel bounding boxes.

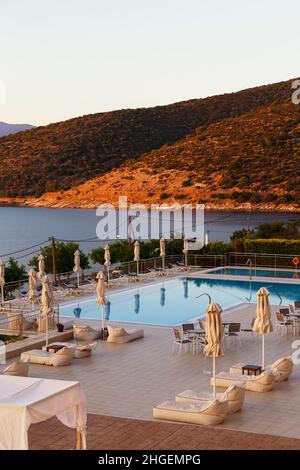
[0,375,87,450]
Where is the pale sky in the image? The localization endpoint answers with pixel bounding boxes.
[0,0,299,125]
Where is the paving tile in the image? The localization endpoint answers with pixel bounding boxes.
[32,414,300,450]
[6,299,300,447]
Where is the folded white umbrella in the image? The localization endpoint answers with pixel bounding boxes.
[41,275,54,347]
[203,303,223,399]
[160,237,166,271]
[134,240,140,275]
[73,250,81,287]
[38,255,46,280]
[28,269,38,309]
[96,272,108,331]
[104,245,111,284]
[183,238,189,267]
[253,287,273,369]
[0,260,5,303]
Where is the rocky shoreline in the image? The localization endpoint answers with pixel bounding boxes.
[0,197,299,213]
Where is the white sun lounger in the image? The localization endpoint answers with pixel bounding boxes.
[175,384,245,413]
[153,399,228,425]
[212,370,276,392]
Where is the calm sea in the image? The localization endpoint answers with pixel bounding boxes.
[0,206,298,266]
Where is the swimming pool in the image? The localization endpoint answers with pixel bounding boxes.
[208,267,300,280]
[59,277,300,326]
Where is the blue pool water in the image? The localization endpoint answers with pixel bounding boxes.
[210,267,300,279]
[59,277,300,326]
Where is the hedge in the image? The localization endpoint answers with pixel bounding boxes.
[243,239,300,255]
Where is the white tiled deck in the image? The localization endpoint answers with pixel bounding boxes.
[14,301,300,440]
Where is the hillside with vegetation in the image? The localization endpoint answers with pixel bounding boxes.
[0,78,299,210]
[30,98,300,211]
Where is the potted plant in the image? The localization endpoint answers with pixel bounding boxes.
[57,323,64,333]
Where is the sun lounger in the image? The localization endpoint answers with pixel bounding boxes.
[213,370,276,392]
[73,324,102,341]
[153,399,228,425]
[60,319,74,331]
[106,325,144,343]
[43,341,96,358]
[230,357,293,382]
[175,384,245,413]
[73,342,97,358]
[21,347,73,366]
[1,360,29,377]
[267,357,293,381]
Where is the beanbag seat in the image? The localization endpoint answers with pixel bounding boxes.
[153,399,228,425]
[21,347,73,366]
[106,325,144,344]
[176,384,245,413]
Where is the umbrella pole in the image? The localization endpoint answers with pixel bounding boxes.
[1,285,3,304]
[77,272,80,288]
[107,266,110,286]
[162,256,165,273]
[213,356,216,399]
[45,316,48,348]
[262,334,265,370]
[101,305,104,334]
[137,260,139,276]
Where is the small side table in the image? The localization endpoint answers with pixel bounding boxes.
[242,364,262,376]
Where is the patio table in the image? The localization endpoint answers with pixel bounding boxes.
[187,329,205,335]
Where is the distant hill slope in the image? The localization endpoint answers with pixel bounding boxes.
[30,98,300,210]
[0,122,34,137]
[0,78,296,198]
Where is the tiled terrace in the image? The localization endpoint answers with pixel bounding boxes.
[29,414,300,450]
[14,301,300,446]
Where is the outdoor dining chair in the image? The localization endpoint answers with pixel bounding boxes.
[172,328,193,355]
[224,323,241,349]
[275,312,293,336]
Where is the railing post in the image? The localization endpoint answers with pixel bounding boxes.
[19,313,24,340]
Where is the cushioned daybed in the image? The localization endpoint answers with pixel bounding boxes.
[21,347,73,367]
[73,325,102,342]
[212,370,276,392]
[106,325,144,344]
[175,384,245,414]
[230,357,293,382]
[43,341,97,359]
[153,399,228,425]
[1,361,29,377]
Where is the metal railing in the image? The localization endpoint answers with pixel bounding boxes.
[228,252,300,271]
[0,305,60,340]
[2,252,299,303]
[108,254,226,275]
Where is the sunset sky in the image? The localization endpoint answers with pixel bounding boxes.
[1,0,299,125]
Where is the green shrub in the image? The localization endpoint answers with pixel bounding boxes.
[159,193,171,200]
[29,242,90,274]
[244,239,300,255]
